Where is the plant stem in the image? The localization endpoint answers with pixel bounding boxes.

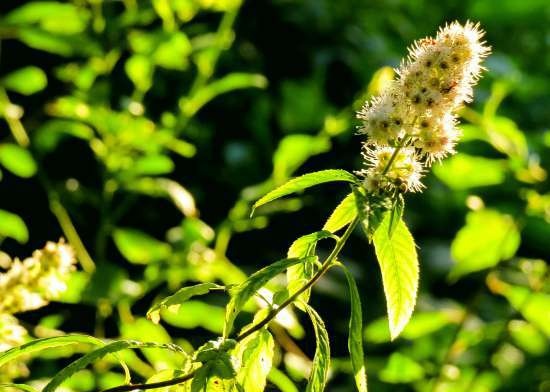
[102,216,360,392]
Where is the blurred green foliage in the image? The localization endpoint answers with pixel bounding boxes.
[0,0,549,391]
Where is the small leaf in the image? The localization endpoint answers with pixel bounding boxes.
[0,144,37,178]
[304,304,330,392]
[113,228,171,264]
[125,55,154,92]
[0,209,28,243]
[267,367,299,392]
[433,154,507,190]
[450,209,520,279]
[286,231,337,310]
[0,384,39,392]
[224,257,308,336]
[339,264,368,392]
[252,170,359,215]
[0,335,103,369]
[130,155,175,176]
[235,329,274,392]
[147,283,225,324]
[2,66,47,95]
[379,353,424,383]
[323,192,357,233]
[44,340,186,392]
[373,213,419,340]
[387,195,404,238]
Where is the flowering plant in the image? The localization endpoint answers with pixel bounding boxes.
[0,21,491,392]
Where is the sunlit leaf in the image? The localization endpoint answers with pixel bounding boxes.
[304,304,330,392]
[4,2,90,34]
[113,228,171,264]
[125,55,154,92]
[433,154,507,190]
[0,384,39,392]
[339,264,368,392]
[252,170,359,215]
[373,213,418,340]
[267,367,299,392]
[323,192,357,234]
[0,209,28,243]
[161,300,226,333]
[0,144,37,178]
[0,335,103,368]
[235,329,274,392]
[147,283,224,324]
[43,339,186,392]
[379,353,424,383]
[272,134,331,181]
[224,257,308,336]
[34,120,94,152]
[450,209,520,279]
[2,66,47,95]
[131,154,175,176]
[508,320,549,355]
[286,231,337,310]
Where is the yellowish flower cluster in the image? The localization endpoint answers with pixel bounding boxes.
[0,240,76,314]
[0,313,29,381]
[358,21,490,194]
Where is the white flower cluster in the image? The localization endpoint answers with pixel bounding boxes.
[0,240,76,314]
[358,21,490,194]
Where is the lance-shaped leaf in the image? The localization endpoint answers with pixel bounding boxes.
[304,304,331,392]
[252,170,359,216]
[287,231,337,310]
[0,335,103,368]
[339,264,368,392]
[224,257,309,336]
[235,329,275,392]
[147,282,225,324]
[373,213,419,340]
[323,192,357,233]
[0,384,39,392]
[44,340,187,392]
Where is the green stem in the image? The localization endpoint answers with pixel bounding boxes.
[102,216,360,392]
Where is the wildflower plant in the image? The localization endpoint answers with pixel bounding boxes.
[0,21,490,392]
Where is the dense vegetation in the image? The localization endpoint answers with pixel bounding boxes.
[0,1,549,391]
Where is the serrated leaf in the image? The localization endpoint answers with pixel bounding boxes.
[147,283,225,324]
[235,329,274,392]
[323,192,357,233]
[0,335,103,369]
[113,228,171,264]
[0,209,28,243]
[44,340,186,392]
[286,231,337,310]
[373,213,418,340]
[450,209,520,279]
[304,304,330,392]
[0,144,37,178]
[339,264,368,392]
[387,196,404,238]
[224,257,308,336]
[252,170,359,216]
[2,66,47,95]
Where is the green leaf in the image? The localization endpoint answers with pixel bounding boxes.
[0,335,103,369]
[433,154,507,190]
[286,231,337,310]
[125,54,154,92]
[113,228,171,264]
[252,170,359,215]
[0,209,28,243]
[323,192,357,233]
[373,213,419,340]
[130,154,175,176]
[43,340,186,392]
[224,257,308,336]
[180,73,267,117]
[235,329,274,392]
[339,264,368,392]
[387,195,404,238]
[267,367,299,392]
[0,384,39,392]
[34,120,94,152]
[0,144,37,178]
[147,283,225,324]
[2,66,47,95]
[304,304,330,392]
[4,2,90,34]
[379,353,424,383]
[272,134,331,182]
[450,209,520,279]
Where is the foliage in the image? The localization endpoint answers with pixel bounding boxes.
[0,0,549,392]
